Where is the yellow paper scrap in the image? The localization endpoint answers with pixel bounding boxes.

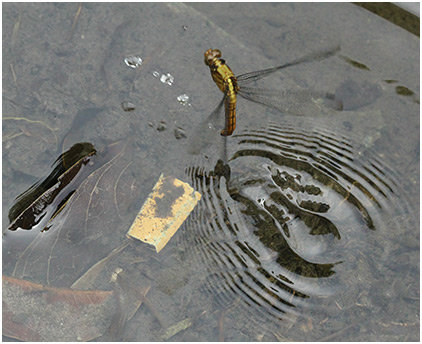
[127,174,201,253]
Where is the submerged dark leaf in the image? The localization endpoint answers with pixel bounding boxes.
[10,138,138,287]
[8,142,97,231]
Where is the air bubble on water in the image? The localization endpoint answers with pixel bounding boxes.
[177,94,190,106]
[124,56,142,68]
[160,73,174,86]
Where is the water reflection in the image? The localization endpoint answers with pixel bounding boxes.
[181,119,401,326]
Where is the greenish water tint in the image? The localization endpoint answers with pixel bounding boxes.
[3,2,418,341]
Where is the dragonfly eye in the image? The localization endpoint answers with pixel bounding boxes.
[204,49,222,66]
[212,49,222,58]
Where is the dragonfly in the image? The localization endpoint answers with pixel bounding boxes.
[188,46,343,154]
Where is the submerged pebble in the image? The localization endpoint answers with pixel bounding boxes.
[121,101,136,112]
[174,127,187,140]
[157,121,167,132]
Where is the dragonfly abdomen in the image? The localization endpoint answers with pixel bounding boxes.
[222,77,238,136]
[204,48,239,136]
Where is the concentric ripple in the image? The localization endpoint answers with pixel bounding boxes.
[181,118,412,330]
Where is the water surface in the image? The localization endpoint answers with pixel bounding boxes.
[2,3,419,341]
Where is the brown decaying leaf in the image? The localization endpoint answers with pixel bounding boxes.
[109,271,152,340]
[3,304,42,342]
[3,275,114,341]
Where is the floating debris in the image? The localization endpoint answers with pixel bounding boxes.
[160,73,174,86]
[340,55,370,71]
[124,56,142,69]
[395,85,414,97]
[121,101,136,112]
[127,174,201,253]
[177,94,190,106]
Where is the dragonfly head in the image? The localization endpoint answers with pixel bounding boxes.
[204,49,222,66]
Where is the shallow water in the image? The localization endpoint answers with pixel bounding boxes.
[181,117,417,340]
[3,3,419,341]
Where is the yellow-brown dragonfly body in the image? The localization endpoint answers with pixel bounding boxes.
[203,46,342,138]
[204,48,239,136]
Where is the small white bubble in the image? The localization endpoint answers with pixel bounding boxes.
[160,73,174,85]
[177,94,189,105]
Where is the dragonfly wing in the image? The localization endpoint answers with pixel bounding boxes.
[238,86,343,116]
[186,97,225,155]
[237,46,340,85]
